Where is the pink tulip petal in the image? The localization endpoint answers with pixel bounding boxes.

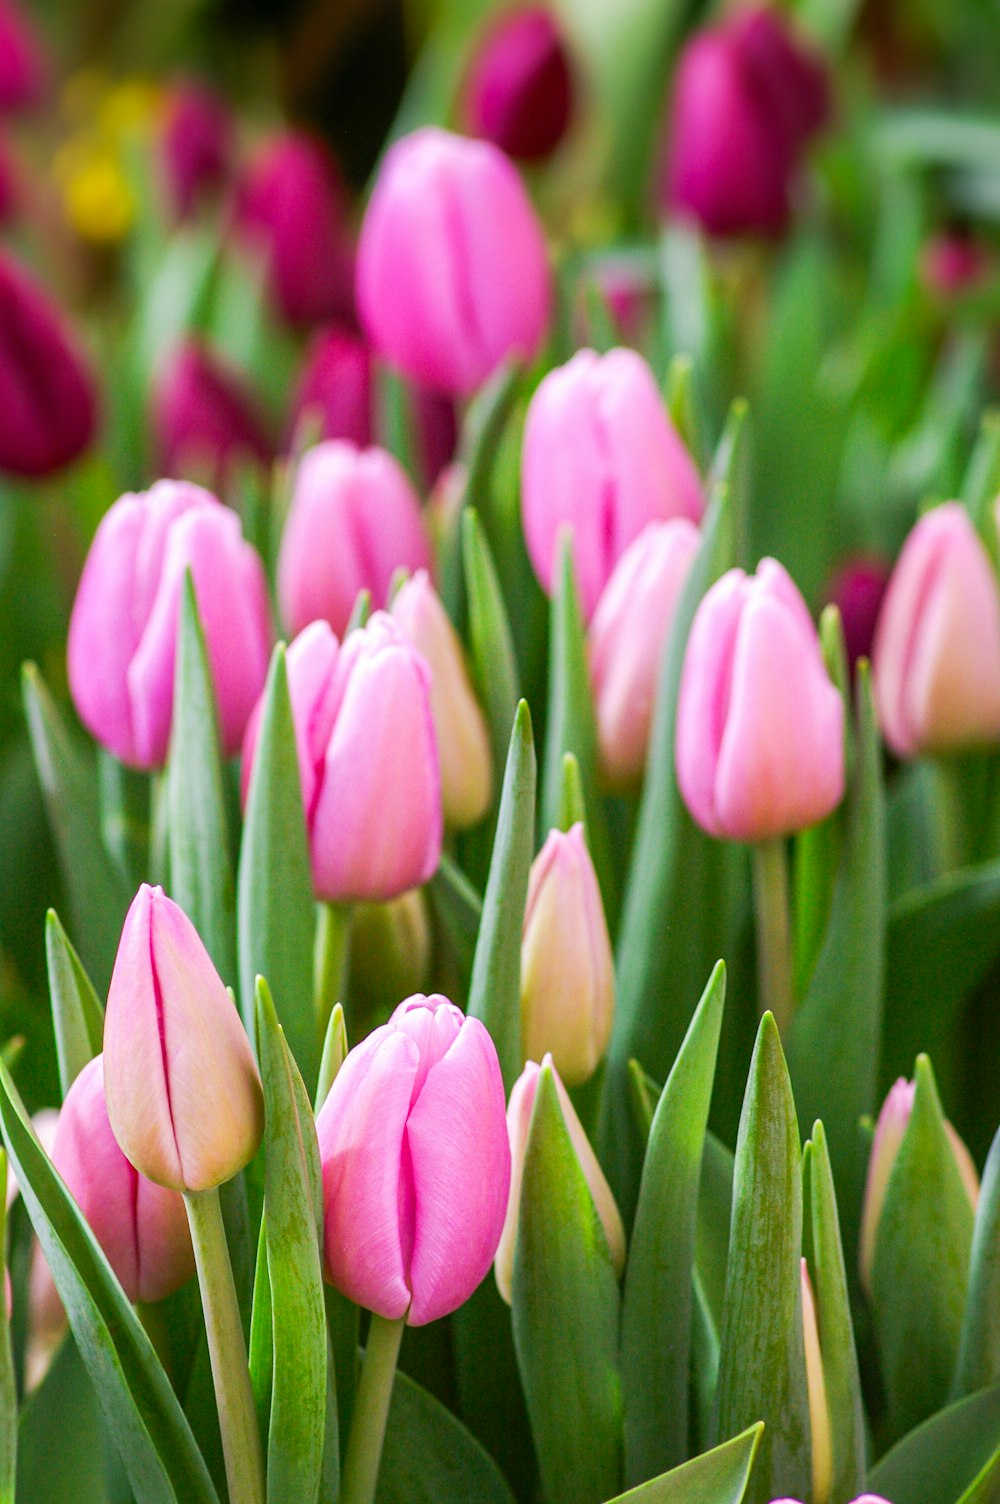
[675,568,749,835]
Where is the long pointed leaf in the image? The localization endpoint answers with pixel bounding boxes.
[868,1381,1000,1504]
[45,909,104,1098]
[605,1424,763,1504]
[462,509,520,790]
[0,1154,13,1504]
[955,1124,1000,1396]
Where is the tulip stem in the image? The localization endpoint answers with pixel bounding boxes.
[315,901,352,1045]
[752,838,794,1035]
[340,1313,406,1504]
[184,1187,265,1504]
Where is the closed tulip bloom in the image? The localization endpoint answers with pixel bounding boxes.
[0,0,45,114]
[872,503,1000,759]
[278,439,433,638]
[676,558,845,841]
[920,232,990,297]
[289,326,373,450]
[495,1056,625,1304]
[521,347,703,620]
[391,570,492,828]
[801,1260,832,1504]
[68,480,272,769]
[463,6,574,162]
[823,554,890,669]
[0,252,96,476]
[521,825,614,1086]
[160,78,233,220]
[104,885,263,1192]
[242,615,442,903]
[151,340,272,488]
[52,1055,194,1303]
[317,993,510,1325]
[589,518,700,786]
[357,126,550,396]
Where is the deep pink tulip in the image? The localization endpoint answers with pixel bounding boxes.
[730,8,828,152]
[289,326,373,451]
[920,232,991,296]
[237,131,356,328]
[0,0,45,114]
[242,615,443,903]
[160,78,233,220]
[411,383,458,492]
[521,347,703,620]
[0,252,96,476]
[52,1055,195,1302]
[67,480,272,769]
[0,139,18,227]
[872,503,1000,759]
[676,558,845,841]
[357,126,551,396]
[589,518,701,786]
[463,6,573,163]
[823,554,890,669]
[151,340,272,488]
[104,885,263,1193]
[316,992,510,1325]
[277,439,433,638]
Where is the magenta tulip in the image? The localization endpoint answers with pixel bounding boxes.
[151,339,272,488]
[462,6,573,162]
[68,480,272,769]
[920,232,990,296]
[277,439,433,638]
[160,78,233,220]
[316,993,509,1325]
[288,326,373,451]
[522,347,703,620]
[52,1055,195,1302]
[676,558,845,841]
[242,614,442,903]
[823,554,890,670]
[357,126,551,395]
[0,0,45,114]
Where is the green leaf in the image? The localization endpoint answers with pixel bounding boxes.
[0,1057,219,1504]
[15,1336,105,1504]
[961,410,1000,531]
[621,961,726,1482]
[713,1014,811,1504]
[315,1004,348,1113]
[512,1064,623,1504]
[955,1125,1000,1395]
[0,1153,13,1504]
[427,853,482,985]
[461,509,520,792]
[167,573,237,987]
[466,701,536,1092]
[692,1134,735,1450]
[665,353,709,473]
[238,645,318,1090]
[604,1424,763,1504]
[45,909,104,1099]
[871,1054,976,1443]
[868,1382,1000,1504]
[557,751,587,833]
[22,661,128,991]
[377,1367,516,1504]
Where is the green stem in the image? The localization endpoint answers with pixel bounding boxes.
[752,838,794,1036]
[932,753,978,873]
[184,1188,265,1504]
[314,901,352,1047]
[340,1313,406,1504]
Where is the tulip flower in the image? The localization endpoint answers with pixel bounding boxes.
[242,615,442,903]
[823,554,890,670]
[160,77,233,220]
[462,6,574,162]
[67,479,272,769]
[872,502,1000,759]
[859,1076,979,1296]
[920,232,990,297]
[390,570,492,828]
[317,992,510,1324]
[0,0,45,114]
[103,884,263,1193]
[495,1056,625,1304]
[800,1260,832,1504]
[520,825,614,1086]
[277,439,433,638]
[521,347,703,620]
[289,326,373,450]
[676,558,845,842]
[357,126,551,395]
[151,339,272,488]
[0,251,96,476]
[589,518,701,786]
[51,1055,194,1303]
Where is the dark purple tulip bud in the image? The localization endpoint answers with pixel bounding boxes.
[824,555,891,670]
[730,7,828,153]
[411,384,457,491]
[160,78,233,221]
[288,325,373,450]
[463,5,573,163]
[0,252,96,476]
[0,137,18,226]
[152,339,272,487]
[0,0,45,115]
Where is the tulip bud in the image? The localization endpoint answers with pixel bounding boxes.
[858,1075,978,1296]
[462,6,573,163]
[0,0,45,115]
[800,1260,832,1504]
[521,347,703,620]
[278,439,433,638]
[160,77,233,221]
[495,1056,625,1304]
[823,555,890,669]
[151,340,272,488]
[288,326,373,451]
[103,885,264,1192]
[390,570,492,828]
[920,232,990,297]
[676,558,845,841]
[520,825,614,1086]
[68,480,272,769]
[242,615,443,903]
[589,518,700,786]
[52,1055,194,1302]
[357,126,551,396]
[872,503,1000,759]
[0,251,96,476]
[317,993,510,1324]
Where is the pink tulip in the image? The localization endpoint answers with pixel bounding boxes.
[67,480,272,769]
[462,6,573,163]
[242,615,443,903]
[316,992,509,1325]
[104,885,263,1193]
[277,439,433,638]
[676,558,845,841]
[522,347,703,620]
[920,232,991,297]
[288,326,373,451]
[589,518,701,786]
[160,78,233,220]
[357,126,551,396]
[823,554,890,670]
[0,0,45,114]
[872,503,1000,758]
[52,1055,194,1302]
[151,339,272,488]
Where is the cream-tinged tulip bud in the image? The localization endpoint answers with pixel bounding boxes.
[801,1259,832,1504]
